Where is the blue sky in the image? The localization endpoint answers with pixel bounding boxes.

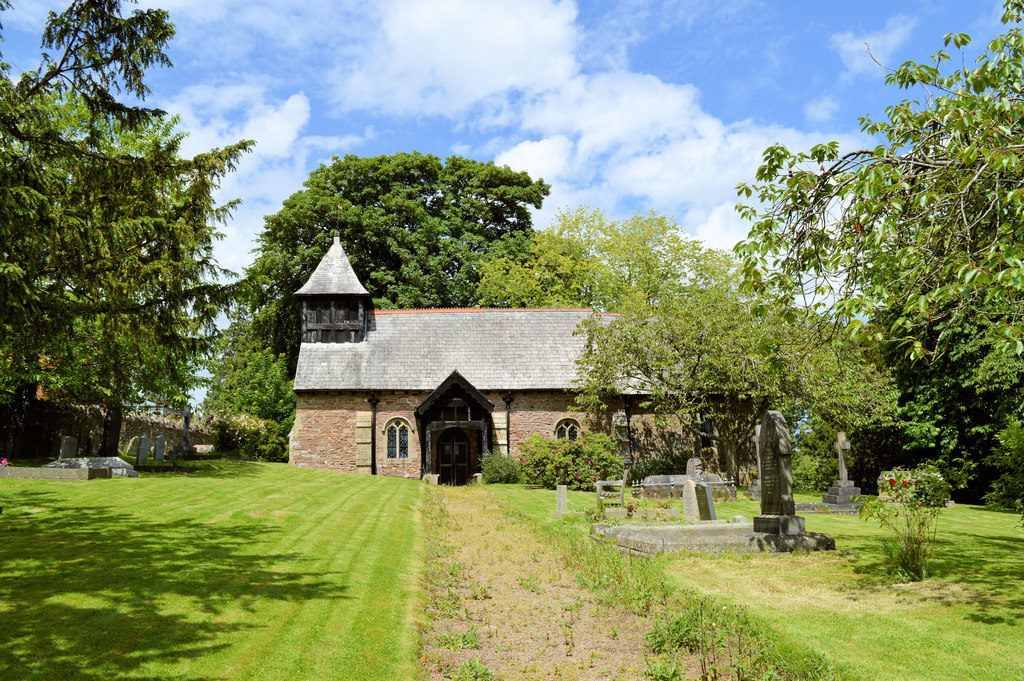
[2,0,1009,277]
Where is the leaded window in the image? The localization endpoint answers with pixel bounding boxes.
[386,420,410,458]
[555,418,580,441]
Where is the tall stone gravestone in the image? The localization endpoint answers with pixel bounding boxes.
[137,436,150,465]
[695,483,717,520]
[123,436,139,461]
[753,411,805,535]
[153,435,167,462]
[685,457,703,476]
[60,436,77,459]
[681,480,700,522]
[822,431,860,505]
[169,406,197,459]
[556,484,567,520]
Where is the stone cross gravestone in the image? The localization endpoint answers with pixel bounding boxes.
[60,436,77,459]
[696,483,717,520]
[681,480,700,522]
[556,484,567,520]
[169,405,197,459]
[822,431,861,506]
[753,411,805,535]
[835,431,850,482]
[748,425,763,500]
[153,435,167,462]
[137,436,150,465]
[685,457,703,476]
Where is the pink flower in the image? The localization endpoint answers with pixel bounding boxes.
[1,457,7,466]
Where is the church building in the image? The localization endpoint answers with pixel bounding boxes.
[288,235,637,483]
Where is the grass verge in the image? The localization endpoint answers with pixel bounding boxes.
[486,484,1024,681]
[1,461,425,681]
[487,484,844,680]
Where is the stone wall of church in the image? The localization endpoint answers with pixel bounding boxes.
[291,389,605,477]
[291,389,732,482]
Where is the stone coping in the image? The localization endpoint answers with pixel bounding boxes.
[593,522,835,555]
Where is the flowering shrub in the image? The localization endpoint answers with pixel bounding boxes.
[859,465,951,581]
[1,457,8,466]
[518,432,622,491]
[203,410,288,462]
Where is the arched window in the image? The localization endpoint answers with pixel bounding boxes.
[386,419,411,458]
[555,418,580,442]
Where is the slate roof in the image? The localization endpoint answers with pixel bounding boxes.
[293,308,604,391]
[294,235,370,296]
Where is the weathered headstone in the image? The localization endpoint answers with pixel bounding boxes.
[685,457,703,476]
[695,482,717,521]
[59,436,77,459]
[556,484,567,520]
[753,411,805,535]
[123,436,139,460]
[137,436,150,465]
[153,435,166,462]
[681,480,700,522]
[822,431,861,506]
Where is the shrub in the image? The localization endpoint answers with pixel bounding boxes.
[518,432,622,491]
[859,465,951,581]
[480,450,521,484]
[204,410,288,462]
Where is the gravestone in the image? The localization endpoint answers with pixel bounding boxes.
[753,411,805,535]
[748,425,762,500]
[123,436,139,460]
[137,436,150,465]
[822,431,861,505]
[60,436,77,459]
[681,480,700,522]
[153,435,167,462]
[556,484,567,520]
[686,457,703,476]
[695,483,717,520]
[169,405,197,459]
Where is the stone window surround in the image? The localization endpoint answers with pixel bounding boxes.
[554,417,581,441]
[385,418,412,458]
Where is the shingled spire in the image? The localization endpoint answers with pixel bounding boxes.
[295,233,373,343]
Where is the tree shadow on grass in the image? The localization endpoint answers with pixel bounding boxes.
[846,525,1024,626]
[0,489,350,680]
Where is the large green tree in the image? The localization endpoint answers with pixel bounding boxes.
[246,151,549,371]
[528,210,898,481]
[0,1,250,455]
[478,207,703,312]
[737,1,1024,359]
[736,1,1024,500]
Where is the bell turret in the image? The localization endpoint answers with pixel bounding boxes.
[295,234,373,343]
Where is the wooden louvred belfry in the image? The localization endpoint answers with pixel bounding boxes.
[294,233,372,343]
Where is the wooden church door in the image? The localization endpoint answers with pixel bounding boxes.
[438,429,469,485]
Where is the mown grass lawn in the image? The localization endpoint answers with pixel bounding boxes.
[1,462,424,681]
[486,484,1024,681]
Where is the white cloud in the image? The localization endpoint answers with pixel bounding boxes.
[487,69,869,249]
[496,136,574,185]
[157,84,366,273]
[331,0,579,116]
[804,96,839,123]
[831,15,917,80]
